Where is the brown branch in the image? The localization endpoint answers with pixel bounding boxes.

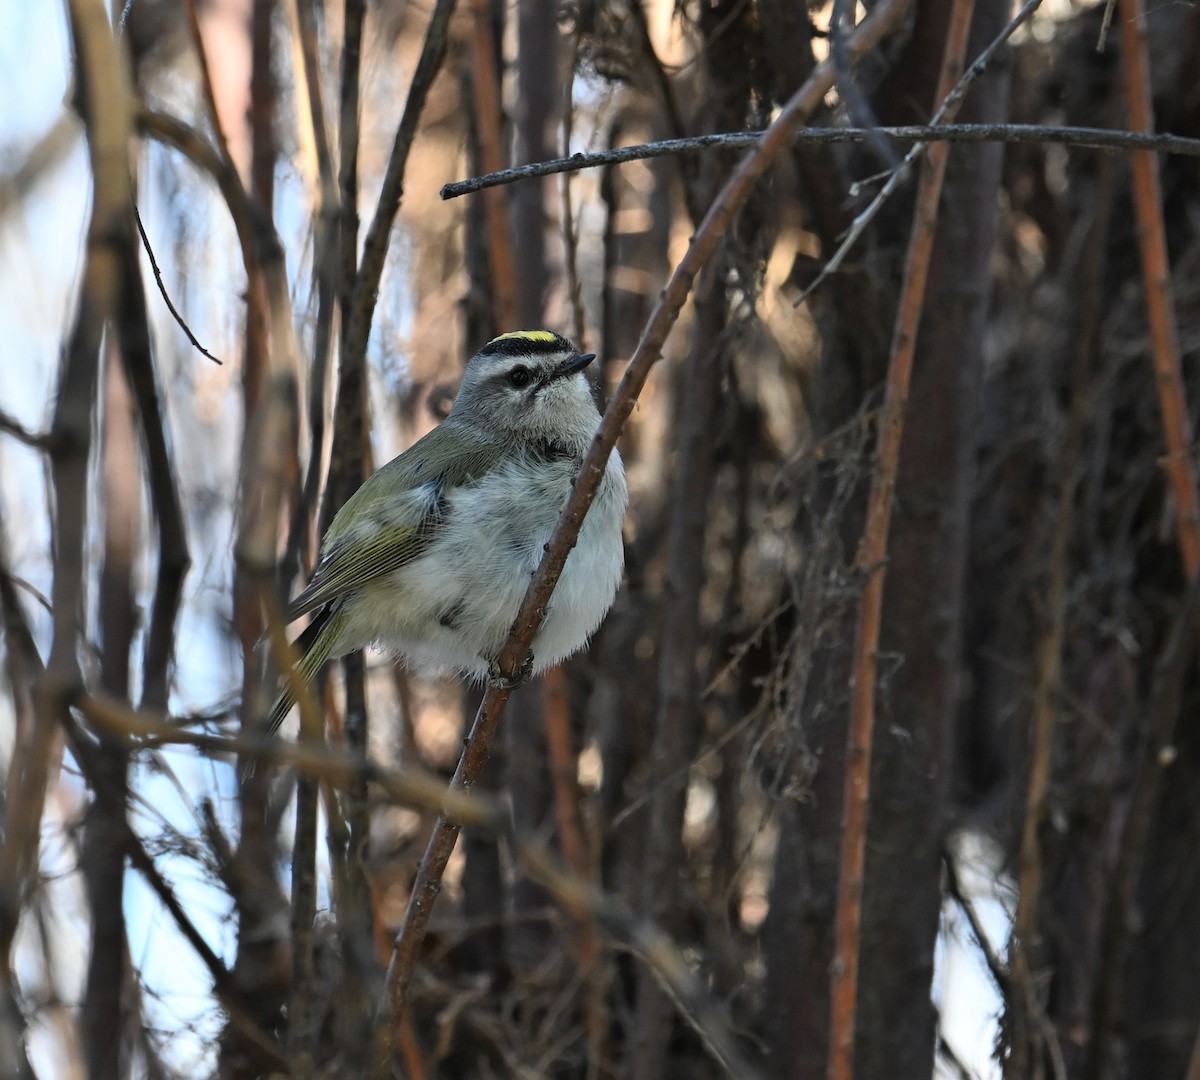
[340,0,457,382]
[182,0,236,169]
[0,531,44,1080]
[83,335,139,1080]
[5,0,133,986]
[284,0,339,589]
[560,28,586,347]
[337,0,364,310]
[633,305,727,1080]
[466,0,518,329]
[76,692,495,823]
[826,0,976,1074]
[541,666,601,1052]
[378,0,914,1041]
[117,212,192,715]
[1118,0,1200,581]
[440,123,1200,199]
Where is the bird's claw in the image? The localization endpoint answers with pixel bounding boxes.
[488,652,534,690]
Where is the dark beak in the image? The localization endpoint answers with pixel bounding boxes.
[553,352,595,380]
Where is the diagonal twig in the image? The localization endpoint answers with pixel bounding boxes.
[799,0,1043,306]
[132,205,221,364]
[377,0,915,1045]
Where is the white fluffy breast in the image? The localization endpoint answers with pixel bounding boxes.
[333,449,627,677]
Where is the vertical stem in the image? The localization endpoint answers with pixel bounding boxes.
[467,0,517,329]
[84,340,138,1080]
[27,4,132,1062]
[632,295,725,1080]
[825,0,975,1076]
[1118,0,1200,582]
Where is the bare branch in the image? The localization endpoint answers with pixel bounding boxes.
[1117,0,1200,580]
[800,0,1044,305]
[440,123,1200,199]
[378,0,915,1039]
[0,409,53,451]
[340,0,457,384]
[827,0,976,1073]
[133,206,221,364]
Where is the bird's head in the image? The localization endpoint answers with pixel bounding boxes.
[450,330,601,444]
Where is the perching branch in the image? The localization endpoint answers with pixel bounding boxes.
[439,123,1200,199]
[378,0,915,1039]
[826,0,976,1074]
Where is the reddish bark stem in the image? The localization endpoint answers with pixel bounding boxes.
[825,0,977,1075]
[379,0,914,1042]
[1119,0,1200,582]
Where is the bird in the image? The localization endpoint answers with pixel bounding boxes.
[260,329,628,745]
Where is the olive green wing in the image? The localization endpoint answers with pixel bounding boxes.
[286,423,506,620]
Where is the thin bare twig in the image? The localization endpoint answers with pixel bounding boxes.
[943,850,1011,998]
[560,27,586,347]
[439,123,1200,199]
[132,206,221,363]
[0,410,53,450]
[827,0,976,1074]
[378,0,914,1038]
[340,0,457,382]
[801,0,1043,305]
[115,226,192,716]
[830,0,898,170]
[78,692,496,822]
[519,844,764,1080]
[5,0,132,987]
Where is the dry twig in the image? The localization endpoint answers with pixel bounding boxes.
[379,0,914,1042]
[439,124,1200,200]
[826,0,976,1074]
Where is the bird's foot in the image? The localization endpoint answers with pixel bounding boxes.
[487,652,534,690]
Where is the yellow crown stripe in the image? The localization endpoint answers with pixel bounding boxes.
[488,330,558,345]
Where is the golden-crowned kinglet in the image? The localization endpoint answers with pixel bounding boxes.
[262,330,628,740]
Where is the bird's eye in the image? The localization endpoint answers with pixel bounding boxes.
[507,366,532,389]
